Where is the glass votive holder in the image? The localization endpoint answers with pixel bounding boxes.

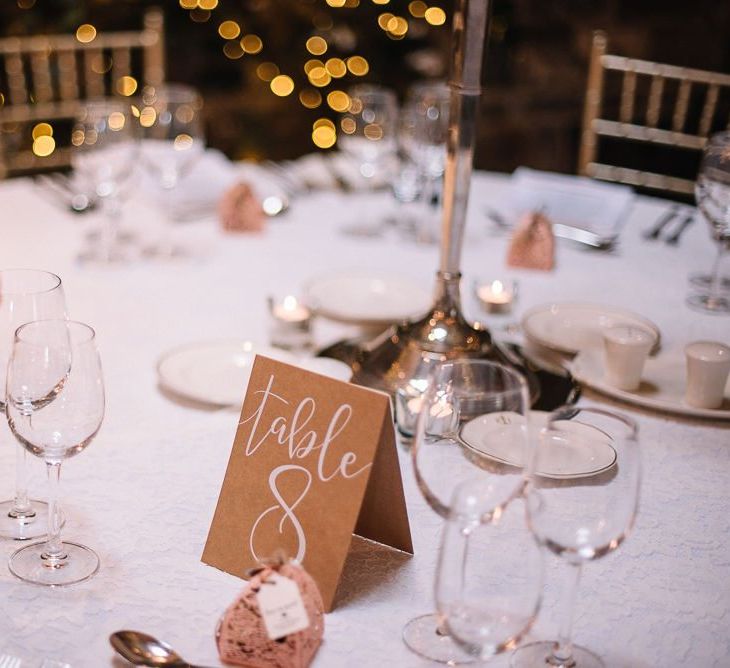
[268,295,313,352]
[474,278,518,315]
[395,378,430,442]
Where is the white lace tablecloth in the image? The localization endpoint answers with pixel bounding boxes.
[0,171,728,667]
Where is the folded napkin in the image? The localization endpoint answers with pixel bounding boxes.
[507,211,556,271]
[507,167,634,239]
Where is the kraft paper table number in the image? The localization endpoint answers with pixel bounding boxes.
[202,355,413,611]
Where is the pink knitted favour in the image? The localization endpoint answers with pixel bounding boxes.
[216,559,325,668]
[218,182,266,233]
[506,211,555,271]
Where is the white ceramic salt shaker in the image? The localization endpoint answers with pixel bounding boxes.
[684,341,730,409]
[602,326,657,391]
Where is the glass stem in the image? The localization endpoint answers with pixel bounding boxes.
[100,193,121,262]
[549,561,582,667]
[42,461,66,564]
[9,442,33,518]
[708,244,726,305]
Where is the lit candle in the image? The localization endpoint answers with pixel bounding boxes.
[268,295,312,351]
[476,279,515,314]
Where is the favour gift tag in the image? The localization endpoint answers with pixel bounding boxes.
[258,572,310,640]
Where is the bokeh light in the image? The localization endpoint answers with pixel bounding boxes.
[75,24,97,44]
[31,122,52,140]
[408,0,427,17]
[116,76,138,96]
[424,6,446,25]
[256,62,279,81]
[326,90,350,112]
[241,34,263,54]
[198,0,218,9]
[223,41,244,59]
[218,20,240,39]
[346,56,369,76]
[325,0,346,6]
[299,88,322,109]
[270,75,295,97]
[139,106,157,128]
[312,125,336,149]
[306,36,328,56]
[325,58,347,78]
[108,112,126,131]
[32,135,55,157]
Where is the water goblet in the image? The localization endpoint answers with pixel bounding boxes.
[510,406,641,668]
[138,83,205,257]
[71,100,139,263]
[403,358,533,664]
[6,320,105,586]
[0,270,67,541]
[437,480,543,660]
[687,130,730,313]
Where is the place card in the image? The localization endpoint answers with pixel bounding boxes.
[202,355,413,611]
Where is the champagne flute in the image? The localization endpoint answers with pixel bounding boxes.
[138,83,205,257]
[510,406,641,668]
[6,320,105,586]
[0,270,67,541]
[71,100,139,263]
[403,358,534,664]
[687,130,730,313]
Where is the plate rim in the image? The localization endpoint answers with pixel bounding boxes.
[521,301,662,356]
[458,411,618,480]
[571,349,730,420]
[301,269,432,325]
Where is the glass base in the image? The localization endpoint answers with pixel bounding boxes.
[689,273,730,291]
[510,641,604,668]
[0,499,62,541]
[686,293,730,313]
[403,613,478,665]
[9,540,99,586]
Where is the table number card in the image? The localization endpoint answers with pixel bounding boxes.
[202,355,413,611]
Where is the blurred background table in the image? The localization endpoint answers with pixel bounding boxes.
[0,171,728,667]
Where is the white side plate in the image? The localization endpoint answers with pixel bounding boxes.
[571,349,730,420]
[157,340,352,407]
[522,302,661,356]
[303,271,432,326]
[460,411,617,479]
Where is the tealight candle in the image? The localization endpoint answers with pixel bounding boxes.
[268,295,312,351]
[475,279,516,314]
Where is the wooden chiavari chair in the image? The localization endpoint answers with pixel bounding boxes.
[0,8,164,178]
[579,30,730,196]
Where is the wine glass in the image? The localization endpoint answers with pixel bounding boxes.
[403,358,533,664]
[71,99,139,263]
[0,270,67,541]
[437,480,543,660]
[510,406,641,668]
[687,131,730,313]
[340,85,398,183]
[6,320,105,586]
[138,83,205,257]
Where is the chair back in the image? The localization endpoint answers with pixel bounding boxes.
[579,30,730,196]
[0,8,164,177]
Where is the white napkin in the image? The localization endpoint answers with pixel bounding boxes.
[506,167,634,239]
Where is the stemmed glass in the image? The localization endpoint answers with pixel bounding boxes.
[437,480,543,660]
[340,85,398,184]
[403,358,534,664]
[510,406,641,668]
[138,84,205,257]
[0,270,67,541]
[6,320,105,586]
[71,100,139,263]
[687,130,730,313]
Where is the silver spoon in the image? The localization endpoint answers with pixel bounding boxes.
[109,630,213,668]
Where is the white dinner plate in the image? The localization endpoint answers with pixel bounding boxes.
[157,340,352,407]
[521,302,661,356]
[460,410,617,479]
[571,349,730,420]
[303,271,432,326]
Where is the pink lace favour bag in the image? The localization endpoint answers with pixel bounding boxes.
[216,557,325,668]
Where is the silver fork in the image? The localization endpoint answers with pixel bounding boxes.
[0,654,23,668]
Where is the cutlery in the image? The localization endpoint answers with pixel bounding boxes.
[0,655,22,668]
[484,209,615,250]
[109,630,213,668]
[665,213,695,245]
[642,204,679,240]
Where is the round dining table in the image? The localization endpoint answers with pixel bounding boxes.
[0,167,728,667]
